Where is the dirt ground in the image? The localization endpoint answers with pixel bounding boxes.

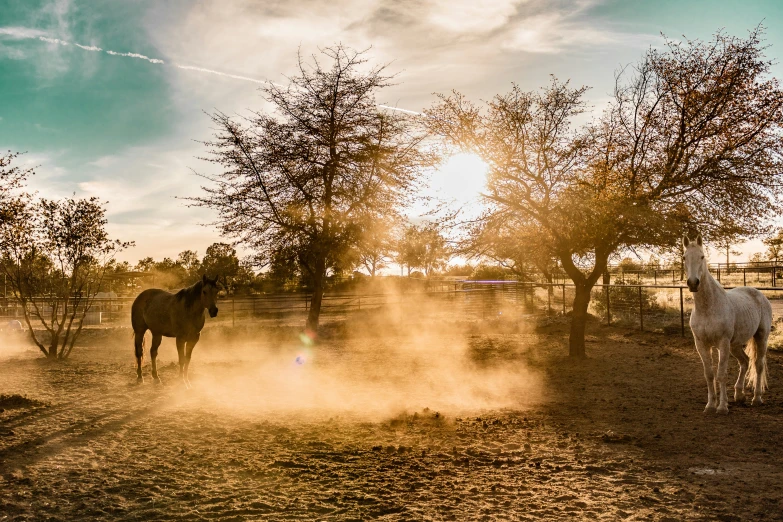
[1,313,783,521]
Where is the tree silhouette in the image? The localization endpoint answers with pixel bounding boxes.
[429,28,783,357]
[193,45,434,331]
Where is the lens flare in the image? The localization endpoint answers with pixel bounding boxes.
[299,329,317,346]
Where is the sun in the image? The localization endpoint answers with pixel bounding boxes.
[428,152,489,207]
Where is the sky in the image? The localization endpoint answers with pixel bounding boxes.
[1,0,783,266]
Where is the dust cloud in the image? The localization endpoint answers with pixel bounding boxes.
[0,327,38,362]
[149,297,544,420]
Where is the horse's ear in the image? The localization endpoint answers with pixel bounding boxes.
[682,236,690,248]
[696,234,702,246]
[202,274,207,285]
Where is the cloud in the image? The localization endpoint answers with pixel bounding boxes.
[501,6,657,54]
[5,0,662,263]
[426,0,519,33]
[26,143,224,263]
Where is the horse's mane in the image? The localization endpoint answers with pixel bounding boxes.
[175,280,203,309]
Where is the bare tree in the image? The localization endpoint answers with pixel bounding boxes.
[429,28,783,357]
[192,45,435,332]
[0,196,131,359]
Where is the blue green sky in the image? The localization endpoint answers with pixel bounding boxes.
[1,0,782,263]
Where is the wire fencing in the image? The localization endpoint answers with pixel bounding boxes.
[3,282,783,335]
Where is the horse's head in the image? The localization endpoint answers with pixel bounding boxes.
[682,234,706,292]
[201,274,220,317]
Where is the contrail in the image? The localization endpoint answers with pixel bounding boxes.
[174,64,282,87]
[2,27,282,85]
[74,43,101,51]
[377,104,423,116]
[106,50,164,64]
[39,36,68,46]
[2,26,428,117]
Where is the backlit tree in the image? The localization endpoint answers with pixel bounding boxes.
[429,28,783,357]
[193,45,435,331]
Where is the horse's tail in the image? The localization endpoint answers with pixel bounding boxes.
[745,336,768,393]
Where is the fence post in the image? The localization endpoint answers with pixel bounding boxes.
[680,287,685,337]
[717,267,721,283]
[232,296,235,327]
[638,286,644,332]
[562,284,566,315]
[654,270,657,285]
[743,268,746,287]
[606,286,611,325]
[358,294,361,311]
[547,286,551,315]
[774,266,777,287]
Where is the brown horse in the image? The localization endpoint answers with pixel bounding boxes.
[131,275,220,387]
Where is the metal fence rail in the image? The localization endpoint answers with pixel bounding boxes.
[3,282,783,336]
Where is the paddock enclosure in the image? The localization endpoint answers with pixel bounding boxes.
[5,279,783,341]
[1,306,783,521]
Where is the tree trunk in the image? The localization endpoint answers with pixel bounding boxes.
[305,256,326,333]
[569,283,592,358]
[47,335,58,359]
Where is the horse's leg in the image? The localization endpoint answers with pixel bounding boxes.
[715,338,731,414]
[183,335,199,389]
[150,334,163,385]
[134,330,145,383]
[752,329,769,406]
[730,343,749,404]
[176,337,186,385]
[694,337,716,413]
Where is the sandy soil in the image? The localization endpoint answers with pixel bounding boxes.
[1,315,783,521]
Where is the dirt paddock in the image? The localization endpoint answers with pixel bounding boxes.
[1,313,783,521]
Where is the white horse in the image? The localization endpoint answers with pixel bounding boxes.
[683,234,772,414]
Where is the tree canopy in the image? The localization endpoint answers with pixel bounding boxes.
[428,28,783,357]
[192,45,436,331]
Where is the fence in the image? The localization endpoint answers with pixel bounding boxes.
[591,263,783,288]
[3,282,783,336]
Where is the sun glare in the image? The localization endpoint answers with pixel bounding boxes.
[428,152,489,207]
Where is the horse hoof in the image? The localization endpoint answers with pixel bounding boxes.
[752,397,764,406]
[716,406,729,415]
[704,405,716,414]
[153,377,162,385]
[136,377,144,385]
[734,394,746,404]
